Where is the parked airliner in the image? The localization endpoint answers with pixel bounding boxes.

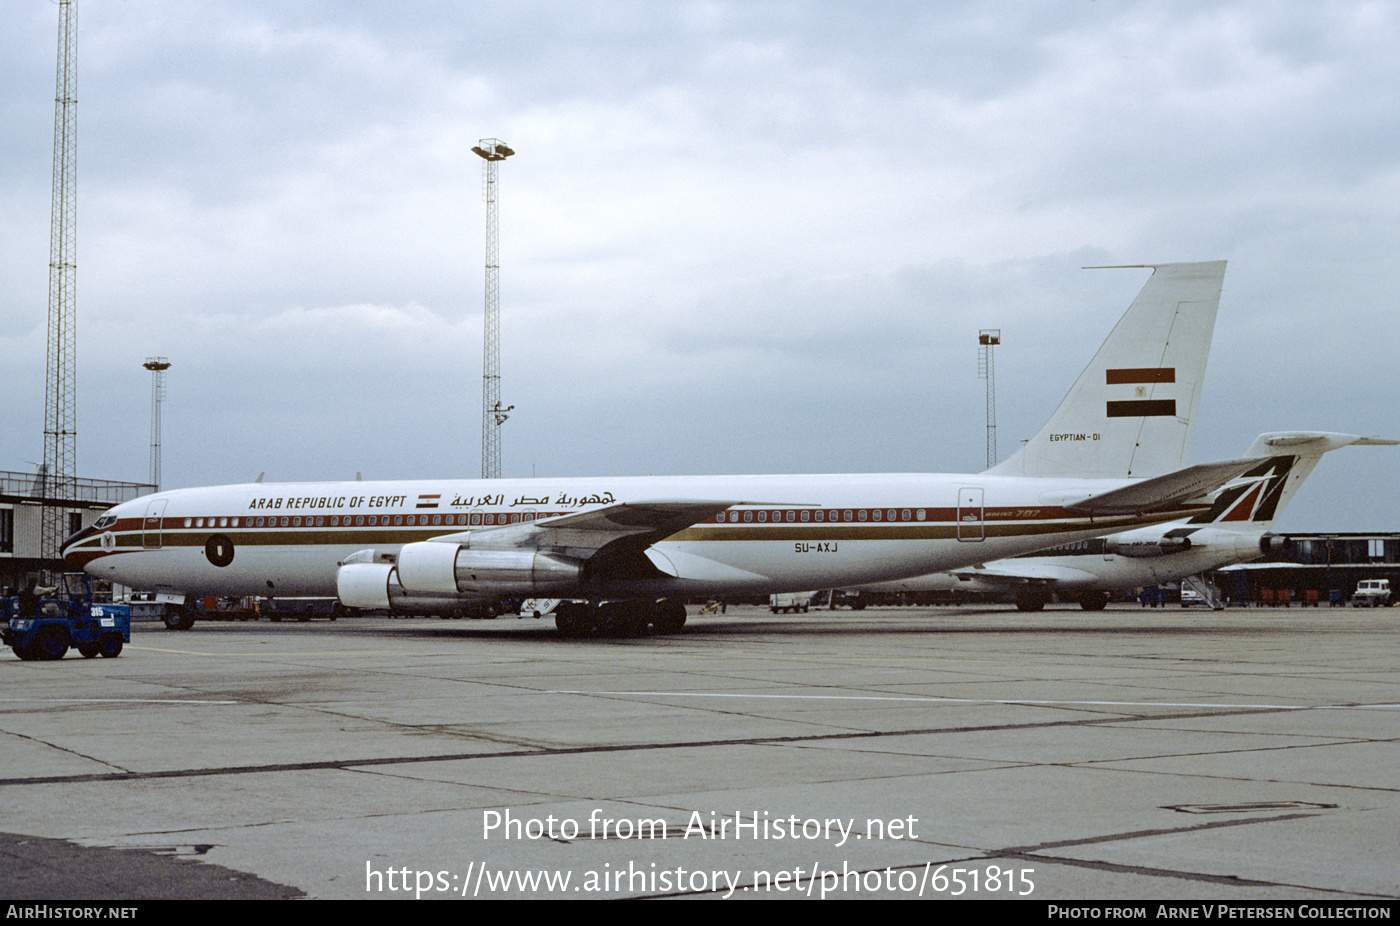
[861,431,1395,610]
[64,262,1244,634]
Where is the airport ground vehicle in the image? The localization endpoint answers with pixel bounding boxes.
[809,589,868,610]
[769,592,814,613]
[130,593,342,629]
[263,596,341,622]
[2,573,130,660]
[1350,579,1392,607]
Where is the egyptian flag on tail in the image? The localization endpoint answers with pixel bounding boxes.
[1105,367,1176,418]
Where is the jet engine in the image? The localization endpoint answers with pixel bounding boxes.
[395,540,582,596]
[1103,535,1192,558]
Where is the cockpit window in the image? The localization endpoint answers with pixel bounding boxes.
[94,515,117,529]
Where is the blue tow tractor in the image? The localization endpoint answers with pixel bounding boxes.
[3,573,130,661]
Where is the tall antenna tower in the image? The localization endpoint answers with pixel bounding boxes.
[41,0,78,563]
[144,358,171,490]
[978,329,1000,468]
[471,138,515,479]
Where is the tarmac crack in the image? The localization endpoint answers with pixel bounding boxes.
[992,813,1398,897]
[0,704,1297,787]
[0,728,132,776]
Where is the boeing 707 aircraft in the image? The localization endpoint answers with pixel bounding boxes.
[64,262,1244,634]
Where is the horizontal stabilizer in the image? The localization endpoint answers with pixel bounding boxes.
[1243,431,1398,456]
[1064,457,1260,516]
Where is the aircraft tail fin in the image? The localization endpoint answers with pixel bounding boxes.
[986,261,1226,479]
[1187,431,1398,526]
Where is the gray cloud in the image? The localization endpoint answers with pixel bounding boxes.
[2,1,1396,531]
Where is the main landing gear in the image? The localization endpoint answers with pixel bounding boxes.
[1014,586,1052,612]
[554,599,688,637]
[1078,591,1110,611]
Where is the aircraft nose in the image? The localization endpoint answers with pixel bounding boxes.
[61,524,98,569]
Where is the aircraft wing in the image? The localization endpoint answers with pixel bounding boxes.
[518,500,745,551]
[1061,457,1261,516]
[424,500,751,554]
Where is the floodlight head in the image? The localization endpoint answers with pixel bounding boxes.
[473,138,514,161]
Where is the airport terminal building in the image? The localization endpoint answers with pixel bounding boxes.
[0,469,154,591]
[1210,533,1400,606]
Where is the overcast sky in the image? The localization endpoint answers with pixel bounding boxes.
[2,1,1397,532]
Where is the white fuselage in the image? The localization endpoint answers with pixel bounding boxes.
[66,472,1198,602]
[865,524,1272,595]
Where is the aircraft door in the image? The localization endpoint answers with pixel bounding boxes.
[142,499,168,549]
[957,488,984,541]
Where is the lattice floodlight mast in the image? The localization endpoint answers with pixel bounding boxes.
[144,358,171,490]
[978,329,1000,468]
[472,138,514,479]
[41,0,78,564]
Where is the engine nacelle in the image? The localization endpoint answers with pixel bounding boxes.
[1104,535,1192,558]
[337,562,394,609]
[1258,533,1292,555]
[396,541,582,597]
[336,561,474,617]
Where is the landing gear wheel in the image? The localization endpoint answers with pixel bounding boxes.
[653,600,687,634]
[34,627,70,660]
[164,607,196,630]
[1079,591,1110,611]
[1014,588,1049,612]
[99,635,124,658]
[554,602,590,636]
[597,602,648,636]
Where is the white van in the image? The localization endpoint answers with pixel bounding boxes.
[1350,579,1391,607]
